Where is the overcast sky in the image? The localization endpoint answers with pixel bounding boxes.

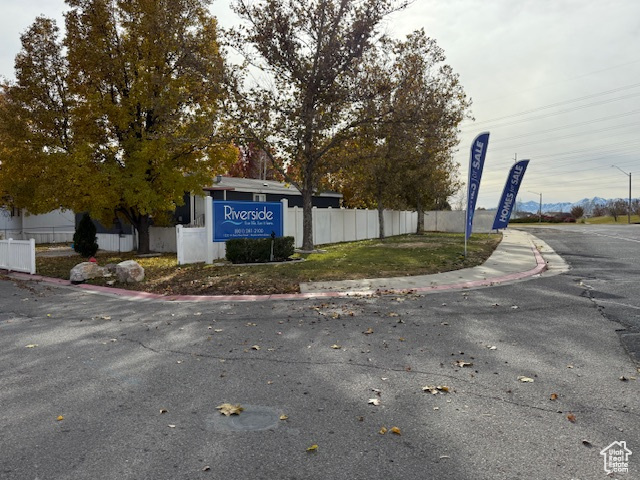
[2,0,639,208]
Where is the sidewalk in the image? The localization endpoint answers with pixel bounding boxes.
[8,229,566,301]
[300,228,565,295]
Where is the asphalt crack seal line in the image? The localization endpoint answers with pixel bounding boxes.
[118,338,639,420]
[578,279,640,367]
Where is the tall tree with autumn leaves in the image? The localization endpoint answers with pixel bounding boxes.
[0,0,236,253]
[327,30,470,237]
[229,0,409,250]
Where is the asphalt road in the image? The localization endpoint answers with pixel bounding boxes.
[1,225,638,480]
[526,224,640,365]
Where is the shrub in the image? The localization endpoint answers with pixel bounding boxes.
[570,206,584,219]
[73,213,99,257]
[226,236,295,264]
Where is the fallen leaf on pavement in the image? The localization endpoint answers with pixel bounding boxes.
[455,360,473,367]
[567,413,576,423]
[550,393,559,401]
[379,426,387,435]
[368,398,380,406]
[331,344,341,349]
[390,427,401,435]
[388,312,399,317]
[56,415,64,421]
[363,328,374,335]
[279,414,288,421]
[517,376,534,383]
[422,385,451,394]
[216,403,244,416]
[306,444,318,452]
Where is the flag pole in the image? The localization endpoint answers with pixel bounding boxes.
[465,132,490,258]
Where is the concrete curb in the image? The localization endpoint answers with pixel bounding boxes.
[4,235,549,303]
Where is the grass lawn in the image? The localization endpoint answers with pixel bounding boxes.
[584,215,640,224]
[35,232,501,296]
[513,215,640,226]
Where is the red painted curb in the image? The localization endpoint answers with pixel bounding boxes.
[3,241,547,302]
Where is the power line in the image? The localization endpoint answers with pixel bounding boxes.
[488,109,640,144]
[460,82,640,128]
[460,91,640,131]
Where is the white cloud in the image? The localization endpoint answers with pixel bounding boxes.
[2,0,639,206]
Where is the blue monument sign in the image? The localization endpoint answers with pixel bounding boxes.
[213,200,283,242]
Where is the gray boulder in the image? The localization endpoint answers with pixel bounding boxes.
[116,260,145,283]
[70,262,105,283]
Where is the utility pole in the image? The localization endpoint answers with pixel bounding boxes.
[612,165,632,224]
[529,191,542,223]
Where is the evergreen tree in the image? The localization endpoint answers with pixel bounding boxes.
[73,213,99,257]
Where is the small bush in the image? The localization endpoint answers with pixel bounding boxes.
[509,215,574,224]
[226,236,295,264]
[73,213,99,257]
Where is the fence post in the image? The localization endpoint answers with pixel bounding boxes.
[29,238,36,274]
[176,224,184,265]
[7,238,12,272]
[206,198,214,264]
[280,198,288,238]
[312,206,318,246]
[327,206,332,244]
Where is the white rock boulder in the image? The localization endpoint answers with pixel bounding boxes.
[116,260,145,283]
[70,262,105,283]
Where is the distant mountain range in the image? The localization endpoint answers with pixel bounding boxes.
[512,197,610,214]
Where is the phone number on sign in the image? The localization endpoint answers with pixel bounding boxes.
[233,228,266,235]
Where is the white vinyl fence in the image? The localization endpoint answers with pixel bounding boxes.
[95,227,177,253]
[423,210,495,233]
[178,206,419,265]
[0,238,36,274]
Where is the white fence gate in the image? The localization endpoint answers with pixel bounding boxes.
[0,238,36,274]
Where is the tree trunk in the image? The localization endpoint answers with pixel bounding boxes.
[137,214,151,254]
[301,176,314,251]
[377,203,385,240]
[416,197,424,234]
